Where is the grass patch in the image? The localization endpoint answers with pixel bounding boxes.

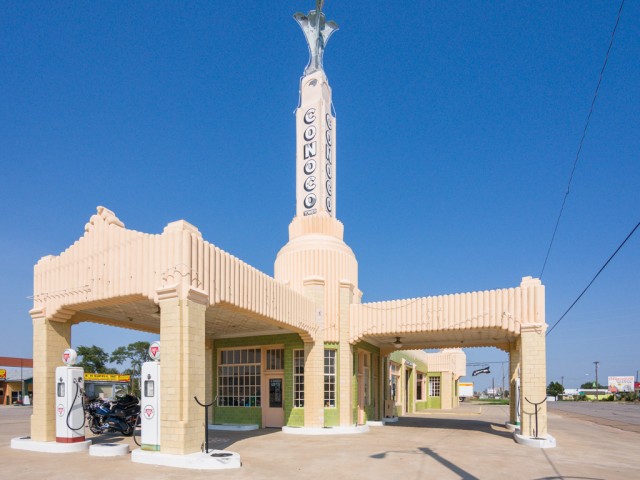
[469,398,510,405]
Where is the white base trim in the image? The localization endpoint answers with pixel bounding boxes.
[383,416,399,423]
[504,422,520,432]
[282,425,369,435]
[208,424,259,431]
[90,443,130,456]
[11,437,92,453]
[367,421,385,427]
[131,448,241,470]
[514,432,557,449]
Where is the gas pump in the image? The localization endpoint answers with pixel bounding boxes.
[55,348,86,443]
[140,341,160,451]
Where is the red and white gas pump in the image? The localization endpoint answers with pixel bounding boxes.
[55,348,85,443]
[140,341,160,451]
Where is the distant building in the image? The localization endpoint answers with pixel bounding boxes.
[0,357,33,405]
[387,349,466,416]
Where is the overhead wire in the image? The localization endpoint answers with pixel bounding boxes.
[546,220,640,336]
[539,0,626,279]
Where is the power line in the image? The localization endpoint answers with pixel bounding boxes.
[546,220,640,337]
[539,0,626,279]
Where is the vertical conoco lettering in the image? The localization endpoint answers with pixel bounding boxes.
[304,125,316,141]
[304,108,316,124]
[304,141,317,159]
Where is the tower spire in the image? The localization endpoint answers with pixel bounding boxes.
[292,3,338,220]
[293,2,339,76]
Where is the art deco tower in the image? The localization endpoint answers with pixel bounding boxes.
[275,2,359,348]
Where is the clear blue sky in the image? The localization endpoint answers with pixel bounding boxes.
[1,2,638,392]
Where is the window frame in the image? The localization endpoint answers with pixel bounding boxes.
[324,349,337,408]
[293,349,305,408]
[217,347,262,407]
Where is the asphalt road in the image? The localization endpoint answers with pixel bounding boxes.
[548,400,640,433]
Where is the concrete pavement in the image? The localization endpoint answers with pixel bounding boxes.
[2,404,639,479]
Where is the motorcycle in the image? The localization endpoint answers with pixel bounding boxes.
[86,392,140,436]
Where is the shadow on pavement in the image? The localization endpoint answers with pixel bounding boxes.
[370,446,480,480]
[204,428,279,450]
[532,449,605,480]
[384,415,513,439]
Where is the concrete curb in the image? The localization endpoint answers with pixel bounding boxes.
[131,448,241,470]
[11,436,92,453]
[513,432,557,449]
[282,425,369,435]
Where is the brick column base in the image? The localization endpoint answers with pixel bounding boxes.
[157,285,208,455]
[30,309,71,442]
[520,325,547,437]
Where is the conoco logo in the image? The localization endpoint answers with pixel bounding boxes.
[57,404,64,416]
[144,405,154,419]
[63,353,70,362]
[150,346,159,358]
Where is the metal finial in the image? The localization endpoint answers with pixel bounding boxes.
[294,2,338,76]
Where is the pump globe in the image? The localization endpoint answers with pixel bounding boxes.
[62,348,78,366]
[149,341,161,361]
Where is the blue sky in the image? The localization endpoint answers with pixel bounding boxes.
[1,1,638,392]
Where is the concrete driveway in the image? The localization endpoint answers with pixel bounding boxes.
[2,403,639,479]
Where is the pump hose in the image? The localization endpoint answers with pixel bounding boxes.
[132,412,141,446]
[66,379,86,432]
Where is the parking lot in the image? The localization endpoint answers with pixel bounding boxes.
[2,403,639,479]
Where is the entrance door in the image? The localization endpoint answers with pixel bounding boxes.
[263,375,284,428]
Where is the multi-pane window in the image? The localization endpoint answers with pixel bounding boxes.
[363,352,370,406]
[266,349,284,370]
[218,348,261,407]
[324,349,336,407]
[390,363,400,401]
[293,349,304,407]
[416,373,424,400]
[429,376,441,397]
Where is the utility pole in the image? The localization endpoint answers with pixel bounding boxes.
[594,361,600,400]
[501,363,505,399]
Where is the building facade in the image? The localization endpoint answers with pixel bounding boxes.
[26,4,550,454]
[0,357,33,405]
[387,349,466,417]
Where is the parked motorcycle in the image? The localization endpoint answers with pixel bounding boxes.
[86,393,140,436]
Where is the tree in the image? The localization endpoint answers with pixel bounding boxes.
[547,381,564,397]
[76,345,119,373]
[580,381,606,389]
[110,341,150,394]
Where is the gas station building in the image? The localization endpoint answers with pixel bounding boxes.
[24,3,553,460]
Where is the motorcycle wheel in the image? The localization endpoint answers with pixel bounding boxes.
[88,419,101,435]
[122,424,134,436]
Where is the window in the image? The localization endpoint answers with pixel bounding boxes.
[293,349,304,407]
[429,376,441,397]
[390,362,400,401]
[359,351,371,406]
[324,349,336,407]
[266,349,284,370]
[416,373,424,400]
[218,348,261,407]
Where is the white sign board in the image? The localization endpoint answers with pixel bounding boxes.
[608,376,634,393]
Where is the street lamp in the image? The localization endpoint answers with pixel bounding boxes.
[594,361,600,400]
